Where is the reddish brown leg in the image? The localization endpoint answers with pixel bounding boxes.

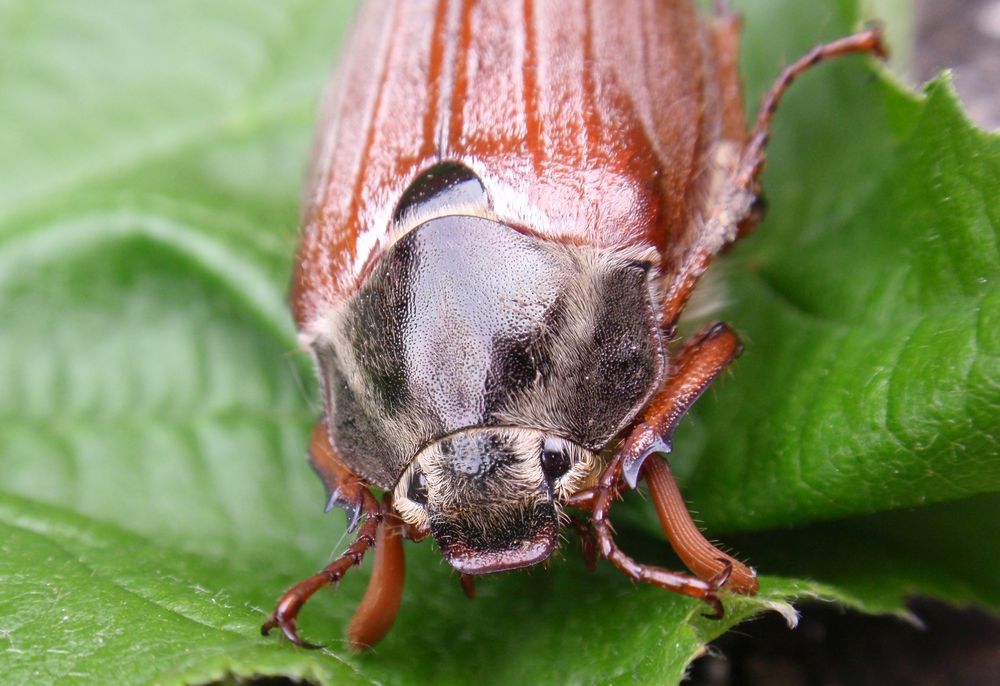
[628,322,755,590]
[736,28,887,191]
[568,323,749,616]
[399,518,431,543]
[643,456,757,594]
[562,513,598,572]
[262,487,382,648]
[262,421,382,648]
[586,455,731,618]
[306,421,370,530]
[621,322,743,488]
[660,28,886,329]
[347,494,406,651]
[459,574,476,599]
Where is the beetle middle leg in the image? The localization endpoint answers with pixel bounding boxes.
[642,453,757,594]
[660,28,886,330]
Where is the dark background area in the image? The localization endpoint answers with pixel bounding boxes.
[915,0,1000,129]
[689,599,1000,685]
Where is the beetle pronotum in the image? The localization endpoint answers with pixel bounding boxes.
[262,0,886,650]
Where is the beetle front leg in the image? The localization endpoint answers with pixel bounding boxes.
[643,453,757,594]
[620,322,743,487]
[263,420,385,648]
[306,420,369,532]
[617,322,743,488]
[571,322,756,615]
[586,455,731,618]
[623,322,756,592]
[262,487,382,648]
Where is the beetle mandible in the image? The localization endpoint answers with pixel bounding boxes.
[262,0,886,650]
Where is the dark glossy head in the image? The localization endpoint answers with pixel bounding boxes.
[393,427,595,573]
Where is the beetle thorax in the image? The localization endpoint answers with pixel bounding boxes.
[311,214,665,490]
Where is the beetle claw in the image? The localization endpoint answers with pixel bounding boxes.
[325,487,363,532]
[262,613,323,650]
[708,559,733,591]
[701,593,725,620]
[621,431,671,489]
[699,560,733,619]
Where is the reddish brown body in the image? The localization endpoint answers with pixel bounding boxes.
[291,0,740,330]
[268,0,886,651]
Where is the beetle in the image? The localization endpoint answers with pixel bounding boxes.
[262,0,886,650]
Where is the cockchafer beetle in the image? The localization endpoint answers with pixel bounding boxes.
[262,0,886,650]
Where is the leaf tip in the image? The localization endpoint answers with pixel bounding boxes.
[761,599,800,629]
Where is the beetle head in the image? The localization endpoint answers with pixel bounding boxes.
[393,427,596,574]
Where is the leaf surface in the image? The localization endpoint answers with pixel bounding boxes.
[0,1,996,684]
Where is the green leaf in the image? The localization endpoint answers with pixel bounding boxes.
[0,0,996,684]
[676,13,1000,528]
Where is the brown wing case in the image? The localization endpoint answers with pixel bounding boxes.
[291,0,730,330]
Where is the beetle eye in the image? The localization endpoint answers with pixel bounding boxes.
[541,440,571,481]
[408,470,428,506]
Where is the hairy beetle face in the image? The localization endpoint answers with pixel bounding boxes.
[393,427,596,574]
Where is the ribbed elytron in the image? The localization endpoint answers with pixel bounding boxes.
[262,0,885,650]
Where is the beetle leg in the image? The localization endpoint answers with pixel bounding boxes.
[588,455,728,613]
[623,322,755,590]
[398,517,432,543]
[346,494,406,651]
[572,322,754,612]
[736,27,887,192]
[660,28,886,330]
[561,513,598,572]
[459,574,477,599]
[262,486,382,648]
[643,454,757,594]
[307,420,370,531]
[564,487,603,510]
[620,322,743,489]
